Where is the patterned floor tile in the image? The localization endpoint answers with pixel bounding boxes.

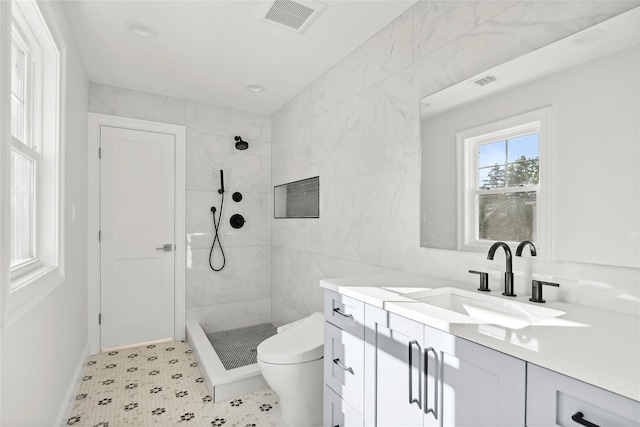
[67,340,284,426]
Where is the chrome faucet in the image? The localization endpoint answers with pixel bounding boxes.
[487,242,516,297]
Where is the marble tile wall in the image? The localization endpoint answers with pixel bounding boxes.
[270,0,640,325]
[89,83,272,332]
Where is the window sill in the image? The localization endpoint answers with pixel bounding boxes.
[7,264,64,325]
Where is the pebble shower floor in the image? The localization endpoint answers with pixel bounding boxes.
[67,339,284,426]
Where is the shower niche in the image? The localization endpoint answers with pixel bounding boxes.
[274,176,320,218]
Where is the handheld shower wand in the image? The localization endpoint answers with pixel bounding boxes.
[209,170,226,271]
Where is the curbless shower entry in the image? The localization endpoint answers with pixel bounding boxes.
[186,320,276,402]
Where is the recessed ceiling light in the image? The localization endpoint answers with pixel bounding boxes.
[245,84,266,93]
[572,29,606,45]
[124,21,158,39]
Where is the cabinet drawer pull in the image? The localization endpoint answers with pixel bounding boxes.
[571,412,600,427]
[332,358,354,375]
[333,307,354,320]
[408,340,423,409]
[424,347,439,419]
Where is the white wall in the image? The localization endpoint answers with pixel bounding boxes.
[0,1,89,425]
[270,1,640,326]
[88,83,273,333]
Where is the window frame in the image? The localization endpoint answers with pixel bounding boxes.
[10,12,43,278]
[456,108,551,256]
[6,0,64,320]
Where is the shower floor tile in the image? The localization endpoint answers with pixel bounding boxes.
[67,339,284,426]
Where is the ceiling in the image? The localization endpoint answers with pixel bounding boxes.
[63,0,417,115]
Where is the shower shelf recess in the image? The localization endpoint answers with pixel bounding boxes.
[274,176,319,219]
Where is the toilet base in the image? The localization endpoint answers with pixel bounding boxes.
[257,357,323,427]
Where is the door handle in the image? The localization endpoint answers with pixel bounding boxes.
[424,346,438,419]
[571,412,600,427]
[332,358,354,375]
[332,307,354,320]
[408,340,422,409]
[155,244,173,252]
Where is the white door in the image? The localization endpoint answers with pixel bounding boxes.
[369,307,425,427]
[100,126,175,350]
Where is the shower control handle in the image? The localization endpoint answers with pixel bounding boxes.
[155,244,173,252]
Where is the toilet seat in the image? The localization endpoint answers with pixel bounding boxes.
[257,315,324,364]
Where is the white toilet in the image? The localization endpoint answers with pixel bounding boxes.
[257,312,324,427]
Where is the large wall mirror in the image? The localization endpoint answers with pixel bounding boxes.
[420,8,639,268]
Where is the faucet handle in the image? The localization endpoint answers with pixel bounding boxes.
[469,270,490,292]
[530,280,559,303]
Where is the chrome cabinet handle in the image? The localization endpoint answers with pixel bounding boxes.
[332,358,354,375]
[424,346,438,419]
[155,244,173,252]
[571,412,600,427]
[332,307,354,320]
[408,340,423,409]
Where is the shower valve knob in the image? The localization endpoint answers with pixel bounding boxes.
[230,214,246,229]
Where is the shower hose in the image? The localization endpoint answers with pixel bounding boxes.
[209,191,226,271]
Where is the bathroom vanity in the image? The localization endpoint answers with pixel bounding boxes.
[320,273,640,427]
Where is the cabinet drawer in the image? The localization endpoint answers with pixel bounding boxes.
[527,363,640,427]
[324,290,365,339]
[324,322,364,412]
[324,385,364,427]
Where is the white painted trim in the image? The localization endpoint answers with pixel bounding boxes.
[54,342,90,427]
[0,0,13,329]
[87,113,186,354]
[456,107,552,257]
[4,0,67,325]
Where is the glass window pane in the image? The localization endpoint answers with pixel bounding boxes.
[11,39,26,141]
[479,165,505,189]
[11,39,25,100]
[507,133,539,163]
[10,149,35,266]
[508,159,539,187]
[478,140,506,168]
[478,191,536,242]
[11,95,25,142]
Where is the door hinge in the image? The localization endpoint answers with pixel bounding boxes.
[98,147,101,159]
[99,313,102,325]
[98,230,101,242]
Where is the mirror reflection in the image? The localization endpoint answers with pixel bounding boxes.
[419,9,639,268]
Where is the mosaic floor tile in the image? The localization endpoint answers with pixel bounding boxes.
[67,340,284,426]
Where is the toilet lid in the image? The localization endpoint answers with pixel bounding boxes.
[257,315,324,364]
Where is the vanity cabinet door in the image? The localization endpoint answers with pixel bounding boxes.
[424,324,526,427]
[365,306,526,427]
[527,363,640,427]
[365,305,425,427]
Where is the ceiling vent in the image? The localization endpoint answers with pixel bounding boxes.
[258,0,326,33]
[473,75,498,86]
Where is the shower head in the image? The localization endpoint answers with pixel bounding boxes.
[234,136,249,150]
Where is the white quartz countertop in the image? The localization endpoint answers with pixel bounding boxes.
[320,272,640,402]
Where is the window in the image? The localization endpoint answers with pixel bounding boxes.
[457,109,550,255]
[9,0,61,291]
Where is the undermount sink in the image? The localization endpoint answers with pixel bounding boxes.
[403,287,565,329]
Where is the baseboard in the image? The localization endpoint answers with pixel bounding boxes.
[54,342,90,427]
